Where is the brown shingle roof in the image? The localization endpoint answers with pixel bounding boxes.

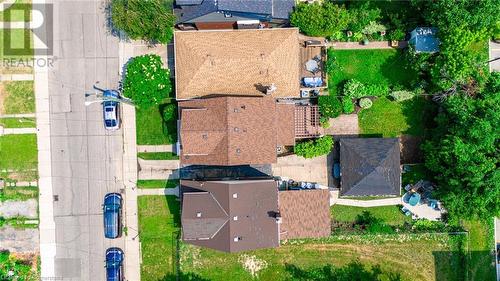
[179,96,295,165]
[174,28,301,100]
[279,189,331,239]
[181,180,280,253]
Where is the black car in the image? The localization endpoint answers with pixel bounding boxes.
[103,193,122,239]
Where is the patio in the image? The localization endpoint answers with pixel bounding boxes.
[299,40,328,93]
[401,180,445,221]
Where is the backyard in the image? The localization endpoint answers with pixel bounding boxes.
[330,205,412,226]
[328,49,416,92]
[138,194,467,281]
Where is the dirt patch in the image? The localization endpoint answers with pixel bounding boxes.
[400,135,423,164]
[325,114,359,137]
[238,254,268,278]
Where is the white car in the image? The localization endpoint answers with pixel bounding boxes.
[103,90,120,130]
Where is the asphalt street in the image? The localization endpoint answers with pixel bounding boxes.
[47,1,124,280]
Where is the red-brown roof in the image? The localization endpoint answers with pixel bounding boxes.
[179,96,295,166]
[279,189,331,239]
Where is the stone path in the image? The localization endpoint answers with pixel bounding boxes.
[0,226,39,253]
[137,144,174,153]
[137,186,179,197]
[0,73,34,81]
[0,113,36,118]
[0,127,37,135]
[334,197,402,207]
[325,114,359,137]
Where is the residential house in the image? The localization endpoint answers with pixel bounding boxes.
[178,96,296,166]
[181,179,331,252]
[339,138,401,197]
[174,0,296,30]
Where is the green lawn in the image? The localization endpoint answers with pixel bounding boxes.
[137,179,178,189]
[179,234,464,281]
[2,81,35,114]
[136,103,177,145]
[330,205,411,226]
[358,96,437,137]
[0,117,36,128]
[138,195,180,281]
[328,49,417,93]
[0,134,37,174]
[0,185,38,201]
[463,219,496,281]
[137,152,179,160]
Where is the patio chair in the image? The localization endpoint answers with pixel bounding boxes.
[404,184,412,192]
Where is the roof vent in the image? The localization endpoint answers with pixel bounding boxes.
[202,134,208,140]
[233,236,241,242]
[233,216,238,221]
[232,193,238,199]
[234,127,239,132]
[236,148,241,154]
[196,212,202,218]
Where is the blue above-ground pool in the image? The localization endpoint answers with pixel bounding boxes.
[408,193,421,206]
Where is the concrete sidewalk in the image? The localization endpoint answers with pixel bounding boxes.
[0,73,34,81]
[0,113,36,118]
[0,127,37,135]
[137,186,179,197]
[137,144,174,153]
[334,197,402,207]
[120,41,141,281]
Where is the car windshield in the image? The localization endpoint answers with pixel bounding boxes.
[105,107,114,112]
[105,204,120,211]
[105,120,113,127]
[106,261,119,268]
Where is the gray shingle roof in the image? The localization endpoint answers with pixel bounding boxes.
[175,0,294,23]
[339,138,401,196]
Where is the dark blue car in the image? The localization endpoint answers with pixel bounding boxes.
[106,248,124,281]
[103,193,122,239]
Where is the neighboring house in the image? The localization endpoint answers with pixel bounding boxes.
[174,0,295,30]
[174,28,301,100]
[339,138,401,197]
[178,96,296,166]
[409,27,439,53]
[181,179,331,253]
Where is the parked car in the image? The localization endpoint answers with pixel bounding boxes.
[105,248,124,281]
[103,193,122,239]
[103,90,120,130]
[497,243,500,263]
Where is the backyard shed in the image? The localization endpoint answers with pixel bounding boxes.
[409,27,439,53]
[339,138,401,196]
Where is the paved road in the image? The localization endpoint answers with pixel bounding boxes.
[490,40,500,72]
[47,1,123,280]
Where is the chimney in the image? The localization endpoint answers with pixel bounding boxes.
[266,83,277,95]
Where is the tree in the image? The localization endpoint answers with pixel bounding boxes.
[123,54,172,108]
[341,96,355,114]
[294,136,334,159]
[111,0,175,43]
[290,2,350,37]
[422,73,500,219]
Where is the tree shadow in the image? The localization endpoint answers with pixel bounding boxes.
[400,96,438,137]
[157,271,212,281]
[285,261,402,281]
[379,50,418,89]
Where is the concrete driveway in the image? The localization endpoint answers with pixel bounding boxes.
[490,40,500,72]
[272,153,333,187]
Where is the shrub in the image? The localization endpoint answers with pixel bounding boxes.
[123,54,172,108]
[365,84,389,97]
[320,116,331,129]
[359,98,373,109]
[361,21,386,35]
[388,29,406,41]
[111,0,176,43]
[318,95,342,118]
[347,2,381,33]
[389,90,415,102]
[341,96,355,114]
[355,211,394,234]
[324,55,336,74]
[161,103,178,143]
[343,79,366,99]
[294,136,334,158]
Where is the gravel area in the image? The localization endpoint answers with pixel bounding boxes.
[0,199,38,218]
[0,226,39,252]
